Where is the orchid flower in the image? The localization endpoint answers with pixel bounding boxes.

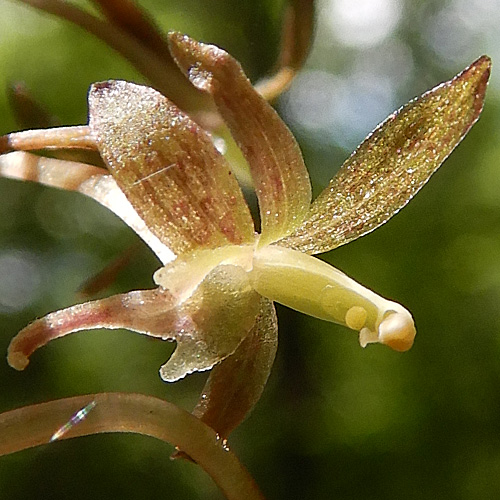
[0,33,490,446]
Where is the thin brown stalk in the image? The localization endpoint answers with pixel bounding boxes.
[0,392,266,500]
[256,0,315,100]
[89,0,172,57]
[15,0,208,111]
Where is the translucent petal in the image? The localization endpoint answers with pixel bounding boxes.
[168,33,312,246]
[8,265,260,382]
[88,80,255,255]
[0,151,174,264]
[277,56,491,254]
[160,265,261,382]
[191,297,277,438]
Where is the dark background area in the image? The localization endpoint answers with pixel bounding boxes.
[1,0,500,498]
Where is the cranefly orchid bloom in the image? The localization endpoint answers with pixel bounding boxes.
[0,33,491,446]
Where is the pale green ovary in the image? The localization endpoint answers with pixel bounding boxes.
[153,242,416,352]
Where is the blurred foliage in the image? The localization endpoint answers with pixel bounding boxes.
[1,0,500,499]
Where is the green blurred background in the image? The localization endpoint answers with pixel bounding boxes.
[1,0,500,498]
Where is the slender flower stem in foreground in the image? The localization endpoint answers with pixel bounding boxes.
[0,392,265,500]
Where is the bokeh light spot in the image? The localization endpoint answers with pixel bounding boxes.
[324,0,403,48]
[0,250,42,313]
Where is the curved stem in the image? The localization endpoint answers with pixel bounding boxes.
[89,0,172,58]
[255,0,315,101]
[0,392,265,500]
[15,0,208,112]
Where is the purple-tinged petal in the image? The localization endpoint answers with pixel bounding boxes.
[168,33,312,246]
[8,265,260,382]
[89,80,255,255]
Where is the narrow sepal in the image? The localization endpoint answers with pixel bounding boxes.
[0,151,106,189]
[277,56,491,254]
[168,32,312,245]
[0,126,96,154]
[0,151,174,264]
[191,297,277,438]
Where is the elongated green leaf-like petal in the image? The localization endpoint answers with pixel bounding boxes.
[168,32,312,246]
[89,80,255,255]
[277,56,491,254]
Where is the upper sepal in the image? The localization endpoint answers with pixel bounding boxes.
[167,32,312,246]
